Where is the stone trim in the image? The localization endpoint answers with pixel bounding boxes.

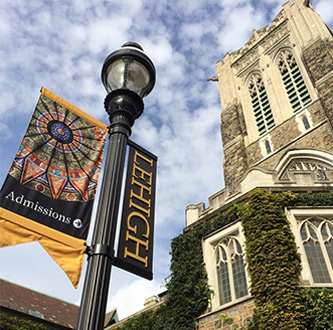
[197,296,254,321]
[252,119,327,167]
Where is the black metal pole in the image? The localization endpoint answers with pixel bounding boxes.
[76,90,144,330]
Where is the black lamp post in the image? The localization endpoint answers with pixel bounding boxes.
[76,42,155,330]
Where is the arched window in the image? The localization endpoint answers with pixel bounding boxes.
[300,217,333,283]
[277,50,311,112]
[248,73,275,136]
[216,237,248,305]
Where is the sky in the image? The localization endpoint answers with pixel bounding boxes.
[0,0,332,322]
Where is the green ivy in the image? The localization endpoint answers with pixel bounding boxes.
[113,191,333,330]
[290,192,333,206]
[240,190,304,329]
[302,288,333,330]
[0,313,47,330]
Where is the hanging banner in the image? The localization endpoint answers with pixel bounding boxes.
[0,87,108,287]
[114,140,157,280]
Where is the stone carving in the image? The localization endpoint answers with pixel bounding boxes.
[279,159,332,182]
[232,20,290,76]
[232,47,259,75]
[262,21,290,54]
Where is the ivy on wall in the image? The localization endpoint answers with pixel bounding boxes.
[241,190,304,329]
[113,191,333,330]
[303,288,333,330]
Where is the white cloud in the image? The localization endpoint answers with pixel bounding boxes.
[181,23,205,40]
[107,278,164,319]
[314,0,333,26]
[86,18,133,54]
[217,3,267,52]
[144,39,174,66]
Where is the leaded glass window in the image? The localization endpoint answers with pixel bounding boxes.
[216,246,231,304]
[278,50,311,112]
[300,217,333,284]
[216,237,248,306]
[322,222,333,267]
[248,73,275,136]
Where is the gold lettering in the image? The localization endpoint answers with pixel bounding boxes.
[127,211,150,239]
[134,150,153,167]
[132,163,152,186]
[129,196,151,217]
[131,177,151,194]
[124,232,149,267]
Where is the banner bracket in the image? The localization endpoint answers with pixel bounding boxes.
[85,245,92,256]
[88,244,114,260]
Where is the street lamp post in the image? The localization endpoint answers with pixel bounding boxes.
[76,42,155,330]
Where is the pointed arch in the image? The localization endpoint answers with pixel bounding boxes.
[276,48,312,112]
[203,222,250,310]
[300,217,333,283]
[215,236,248,305]
[288,209,333,287]
[247,72,275,136]
[275,149,333,182]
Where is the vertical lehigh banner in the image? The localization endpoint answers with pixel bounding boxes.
[0,88,108,287]
[114,141,157,280]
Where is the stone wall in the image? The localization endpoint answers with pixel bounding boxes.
[257,122,333,171]
[302,38,333,83]
[218,17,332,188]
[223,140,248,188]
[221,102,249,187]
[302,37,333,129]
[247,36,333,173]
[246,99,333,171]
[197,299,255,330]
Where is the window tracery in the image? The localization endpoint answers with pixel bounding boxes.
[215,236,248,305]
[288,209,333,287]
[279,158,332,182]
[202,222,250,310]
[277,50,311,112]
[248,73,275,136]
[300,217,333,284]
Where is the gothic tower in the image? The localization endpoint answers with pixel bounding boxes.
[216,0,333,189]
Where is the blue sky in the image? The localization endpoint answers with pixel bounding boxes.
[0,0,332,320]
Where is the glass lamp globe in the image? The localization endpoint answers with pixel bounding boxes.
[102,42,156,98]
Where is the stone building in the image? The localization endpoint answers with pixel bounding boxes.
[185,0,333,329]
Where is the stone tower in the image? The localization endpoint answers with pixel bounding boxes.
[216,0,333,189]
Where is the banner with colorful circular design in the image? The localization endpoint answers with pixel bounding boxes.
[0,88,108,240]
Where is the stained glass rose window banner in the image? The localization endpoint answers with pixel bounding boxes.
[0,88,108,287]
